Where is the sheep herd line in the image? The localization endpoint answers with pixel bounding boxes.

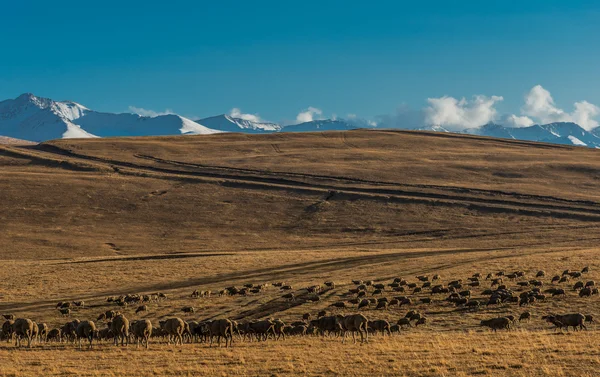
[1,265,597,349]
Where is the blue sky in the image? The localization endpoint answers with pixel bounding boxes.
[1,0,599,126]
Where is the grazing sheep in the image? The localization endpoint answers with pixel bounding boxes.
[420,298,432,304]
[111,315,130,346]
[209,319,234,347]
[376,301,388,310]
[324,281,335,288]
[559,276,569,283]
[131,319,152,348]
[585,314,594,323]
[282,293,295,301]
[73,301,85,308]
[47,328,61,342]
[59,308,71,317]
[339,314,369,344]
[369,319,391,335]
[2,314,15,321]
[480,317,511,332]
[415,317,427,326]
[182,306,195,314]
[536,270,546,277]
[388,299,400,307]
[579,287,592,297]
[433,274,441,280]
[586,281,595,287]
[135,305,148,314]
[372,289,383,296]
[358,299,370,310]
[12,318,34,348]
[2,320,15,342]
[551,288,566,297]
[76,321,97,349]
[37,323,48,342]
[302,313,311,321]
[160,317,186,345]
[397,318,412,328]
[544,314,586,331]
[573,281,584,290]
[331,301,347,308]
[519,312,532,322]
[582,266,590,273]
[317,310,327,318]
[413,287,422,294]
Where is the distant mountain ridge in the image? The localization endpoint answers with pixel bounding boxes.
[0,93,599,148]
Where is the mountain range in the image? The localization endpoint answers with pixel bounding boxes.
[1,93,600,148]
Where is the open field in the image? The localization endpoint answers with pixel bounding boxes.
[1,130,600,376]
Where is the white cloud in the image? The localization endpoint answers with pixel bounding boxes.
[296,106,323,123]
[509,85,600,131]
[229,108,264,123]
[505,114,534,128]
[424,95,503,131]
[344,114,377,128]
[129,106,174,117]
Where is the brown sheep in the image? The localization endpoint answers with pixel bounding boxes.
[2,314,14,321]
[282,293,295,301]
[339,314,369,343]
[302,313,311,321]
[369,319,391,335]
[415,317,427,326]
[480,317,511,332]
[181,306,195,314]
[376,301,388,310]
[519,312,532,322]
[111,314,130,346]
[12,318,34,348]
[317,310,327,318]
[324,281,335,288]
[73,301,85,308]
[37,323,49,342]
[76,321,97,349]
[59,308,71,317]
[47,328,61,342]
[358,299,370,310]
[397,318,412,328]
[135,305,148,314]
[331,301,347,308]
[160,317,186,345]
[2,320,15,342]
[131,319,153,349]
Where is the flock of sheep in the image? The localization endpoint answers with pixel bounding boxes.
[1,266,596,349]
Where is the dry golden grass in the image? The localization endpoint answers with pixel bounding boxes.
[1,130,600,376]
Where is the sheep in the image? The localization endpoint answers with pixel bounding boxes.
[331,301,347,308]
[2,314,14,321]
[397,318,412,328]
[416,275,429,282]
[550,313,586,331]
[208,319,234,347]
[47,328,61,342]
[59,308,71,317]
[582,266,590,273]
[37,323,48,342]
[420,298,432,304]
[131,320,152,348]
[111,314,130,346]
[369,319,391,336]
[339,314,369,344]
[73,301,85,308]
[551,288,566,297]
[373,283,385,290]
[586,281,595,287]
[536,270,546,277]
[585,314,594,323]
[519,312,532,322]
[480,317,511,332]
[76,321,97,349]
[12,318,34,348]
[282,293,295,301]
[415,317,427,326]
[248,319,276,341]
[376,301,388,310]
[413,287,422,294]
[579,287,592,297]
[358,299,370,310]
[324,281,335,288]
[551,275,561,283]
[2,320,14,342]
[372,289,383,296]
[181,306,195,313]
[573,281,584,290]
[433,274,441,280]
[160,317,186,345]
[135,305,148,314]
[317,310,327,318]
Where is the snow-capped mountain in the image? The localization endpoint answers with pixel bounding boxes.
[0,93,220,142]
[197,114,282,133]
[282,119,373,133]
[441,122,600,148]
[1,93,600,148]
